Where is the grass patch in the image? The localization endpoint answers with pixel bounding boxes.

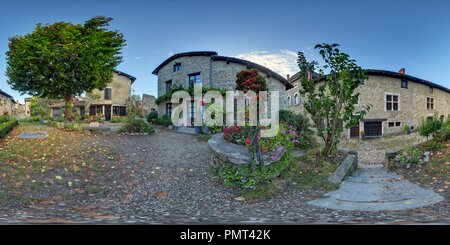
[197,134,212,142]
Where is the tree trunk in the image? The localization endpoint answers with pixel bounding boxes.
[64,96,72,123]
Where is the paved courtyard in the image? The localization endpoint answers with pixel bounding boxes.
[0,125,449,224]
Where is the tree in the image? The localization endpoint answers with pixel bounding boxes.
[127,94,143,117]
[418,116,442,140]
[29,97,50,118]
[6,16,125,122]
[297,43,371,157]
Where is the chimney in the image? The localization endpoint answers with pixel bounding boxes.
[286,74,290,80]
[399,68,406,74]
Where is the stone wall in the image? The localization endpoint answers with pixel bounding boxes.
[0,94,15,116]
[155,55,288,117]
[142,94,156,118]
[88,72,132,106]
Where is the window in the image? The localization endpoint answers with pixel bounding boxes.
[427,98,434,110]
[429,87,433,94]
[386,94,399,111]
[104,88,112,100]
[173,63,181,72]
[96,106,103,115]
[190,100,197,126]
[166,80,172,93]
[401,80,408,88]
[188,73,201,87]
[396,122,401,127]
[389,122,401,127]
[113,106,126,116]
[294,93,300,105]
[287,96,291,106]
[440,115,444,122]
[294,83,298,87]
[166,103,172,117]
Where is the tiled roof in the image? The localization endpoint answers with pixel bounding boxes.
[0,89,15,103]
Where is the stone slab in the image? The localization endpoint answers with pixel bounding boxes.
[19,132,48,139]
[328,155,357,184]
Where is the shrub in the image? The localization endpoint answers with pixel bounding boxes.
[223,125,255,145]
[120,115,154,134]
[18,116,40,122]
[403,124,411,134]
[399,146,423,164]
[110,116,127,123]
[418,117,442,139]
[64,122,82,132]
[152,115,172,126]
[0,116,10,123]
[146,111,158,123]
[0,119,19,138]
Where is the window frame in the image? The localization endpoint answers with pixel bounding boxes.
[188,72,202,87]
[104,87,112,100]
[165,80,172,93]
[427,97,434,110]
[173,63,181,72]
[401,80,408,89]
[385,93,400,111]
[294,93,300,105]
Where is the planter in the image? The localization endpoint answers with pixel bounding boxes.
[208,133,287,166]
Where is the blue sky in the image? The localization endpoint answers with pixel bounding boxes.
[1,0,450,103]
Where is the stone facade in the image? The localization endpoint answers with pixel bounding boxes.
[286,69,450,138]
[86,71,136,120]
[0,90,15,117]
[153,51,292,119]
[142,94,157,118]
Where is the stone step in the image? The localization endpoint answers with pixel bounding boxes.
[309,168,444,211]
[177,126,201,135]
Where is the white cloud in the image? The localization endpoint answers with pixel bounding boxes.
[236,50,299,77]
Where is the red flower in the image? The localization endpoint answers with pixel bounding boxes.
[245,139,251,145]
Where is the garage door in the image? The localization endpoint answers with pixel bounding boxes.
[364,121,382,137]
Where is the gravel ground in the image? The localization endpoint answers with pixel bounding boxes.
[1,128,449,224]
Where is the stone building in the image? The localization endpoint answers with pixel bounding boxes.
[86,70,136,120]
[152,51,293,132]
[0,89,16,117]
[286,68,450,138]
[142,94,157,118]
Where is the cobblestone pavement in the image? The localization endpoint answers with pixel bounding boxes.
[1,128,449,224]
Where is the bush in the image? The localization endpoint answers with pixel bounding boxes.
[418,117,442,139]
[110,116,127,123]
[399,146,423,164]
[223,125,255,145]
[279,110,313,148]
[120,115,155,134]
[18,116,40,123]
[152,115,172,126]
[64,122,82,132]
[0,116,10,124]
[0,119,19,138]
[403,124,411,134]
[146,111,158,123]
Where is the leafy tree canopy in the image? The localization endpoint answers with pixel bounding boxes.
[6,16,125,121]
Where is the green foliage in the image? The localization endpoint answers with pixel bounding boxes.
[435,126,450,142]
[418,117,442,139]
[211,153,293,190]
[64,122,82,132]
[197,134,212,142]
[29,97,50,118]
[6,16,125,121]
[0,116,9,124]
[0,119,19,138]
[110,116,127,123]
[155,85,228,104]
[423,140,445,151]
[399,146,423,164]
[443,118,450,129]
[297,43,371,156]
[151,115,172,126]
[119,115,154,134]
[19,116,40,123]
[279,110,313,148]
[403,124,411,134]
[146,111,158,123]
